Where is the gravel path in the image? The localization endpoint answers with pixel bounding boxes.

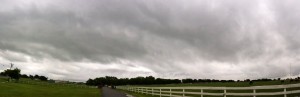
[102,87,128,97]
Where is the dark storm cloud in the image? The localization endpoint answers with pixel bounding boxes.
[0,0,300,81]
[0,5,147,62]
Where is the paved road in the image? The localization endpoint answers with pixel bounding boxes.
[102,87,127,97]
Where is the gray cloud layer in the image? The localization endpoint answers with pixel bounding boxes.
[1,0,300,81]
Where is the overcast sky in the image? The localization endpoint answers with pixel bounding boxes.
[1,0,300,81]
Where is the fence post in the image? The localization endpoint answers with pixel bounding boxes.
[152,88,154,96]
[253,89,256,97]
[160,89,162,97]
[182,89,185,97]
[224,89,227,97]
[284,88,287,97]
[170,89,172,96]
[201,89,203,97]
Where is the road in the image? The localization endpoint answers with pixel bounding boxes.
[102,87,128,97]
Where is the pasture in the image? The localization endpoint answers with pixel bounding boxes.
[0,77,100,97]
[135,80,300,87]
[118,80,300,97]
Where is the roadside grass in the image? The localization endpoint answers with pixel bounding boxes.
[0,77,100,97]
[118,89,159,97]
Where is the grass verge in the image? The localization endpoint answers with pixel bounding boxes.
[117,89,159,97]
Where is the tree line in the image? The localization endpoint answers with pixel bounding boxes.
[20,74,48,81]
[86,76,181,86]
[0,68,48,82]
[86,76,238,86]
[86,76,300,86]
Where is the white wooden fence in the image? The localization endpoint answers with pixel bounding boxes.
[117,83,300,97]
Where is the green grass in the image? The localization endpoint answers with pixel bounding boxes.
[136,80,300,87]
[0,77,100,97]
[118,89,159,97]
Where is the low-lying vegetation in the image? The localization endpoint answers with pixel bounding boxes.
[0,77,100,97]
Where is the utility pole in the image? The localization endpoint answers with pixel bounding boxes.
[10,63,14,70]
[290,64,292,79]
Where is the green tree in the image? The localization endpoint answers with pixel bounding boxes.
[39,76,48,81]
[4,68,21,82]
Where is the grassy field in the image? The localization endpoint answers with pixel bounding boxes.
[0,77,100,97]
[136,80,300,87]
[119,80,300,97]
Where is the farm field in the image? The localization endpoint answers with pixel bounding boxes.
[0,77,100,97]
[118,80,300,97]
[136,80,300,87]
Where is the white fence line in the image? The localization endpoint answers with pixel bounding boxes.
[117,83,300,97]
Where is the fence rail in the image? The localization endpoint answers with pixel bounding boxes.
[117,83,300,97]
